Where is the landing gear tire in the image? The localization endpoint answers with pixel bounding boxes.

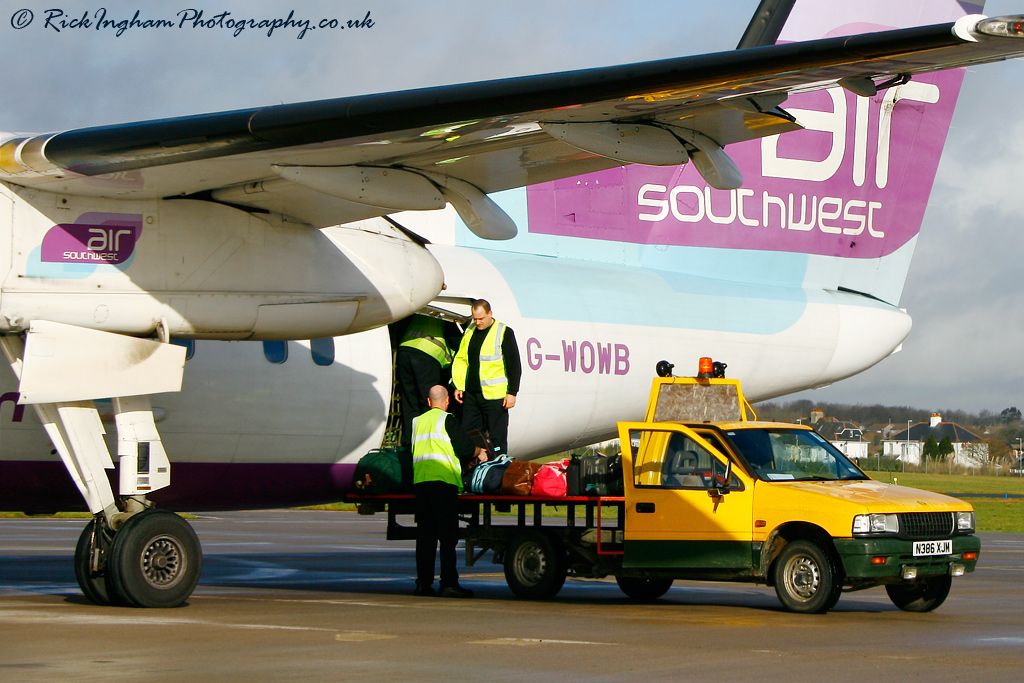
[503,531,567,600]
[885,575,952,612]
[773,540,842,614]
[104,509,202,608]
[616,576,673,601]
[74,518,112,606]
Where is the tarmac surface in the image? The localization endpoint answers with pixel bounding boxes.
[2,510,1023,682]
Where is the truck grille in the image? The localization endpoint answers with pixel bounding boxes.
[898,512,953,538]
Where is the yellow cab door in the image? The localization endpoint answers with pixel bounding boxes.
[618,422,755,570]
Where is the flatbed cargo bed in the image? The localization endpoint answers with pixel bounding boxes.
[344,493,626,584]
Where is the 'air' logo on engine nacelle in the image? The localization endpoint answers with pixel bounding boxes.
[40,214,142,265]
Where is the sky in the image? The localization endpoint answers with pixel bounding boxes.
[1,0,1023,413]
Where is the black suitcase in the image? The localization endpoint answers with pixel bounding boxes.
[566,455,582,496]
[581,454,610,496]
[606,454,624,496]
[578,453,625,496]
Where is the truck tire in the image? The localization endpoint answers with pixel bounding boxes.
[503,530,567,600]
[772,540,842,614]
[616,576,673,600]
[885,575,951,612]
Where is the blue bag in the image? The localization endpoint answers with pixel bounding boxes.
[468,455,512,494]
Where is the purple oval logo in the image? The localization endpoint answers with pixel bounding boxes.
[40,214,142,265]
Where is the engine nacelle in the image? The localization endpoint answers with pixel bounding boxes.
[0,183,443,340]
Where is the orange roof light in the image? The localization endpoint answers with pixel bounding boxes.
[698,357,714,378]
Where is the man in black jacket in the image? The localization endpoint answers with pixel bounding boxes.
[451,299,521,459]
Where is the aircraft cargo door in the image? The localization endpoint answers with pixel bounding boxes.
[620,423,754,570]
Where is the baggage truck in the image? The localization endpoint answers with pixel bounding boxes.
[348,364,980,614]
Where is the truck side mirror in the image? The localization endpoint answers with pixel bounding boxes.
[709,459,732,498]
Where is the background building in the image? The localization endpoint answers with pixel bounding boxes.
[882,414,988,467]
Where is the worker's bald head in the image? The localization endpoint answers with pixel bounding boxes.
[427,385,449,409]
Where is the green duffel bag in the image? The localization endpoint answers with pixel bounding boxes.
[352,448,412,495]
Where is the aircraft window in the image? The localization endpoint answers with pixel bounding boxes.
[170,339,195,360]
[262,341,288,364]
[310,338,335,366]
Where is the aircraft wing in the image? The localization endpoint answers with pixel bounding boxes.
[3,14,1023,235]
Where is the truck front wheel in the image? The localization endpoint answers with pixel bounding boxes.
[885,575,951,612]
[772,540,842,614]
[503,531,567,600]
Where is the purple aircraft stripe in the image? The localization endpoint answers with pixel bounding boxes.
[0,461,357,513]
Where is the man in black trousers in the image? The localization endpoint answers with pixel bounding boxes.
[451,299,521,459]
[411,385,482,598]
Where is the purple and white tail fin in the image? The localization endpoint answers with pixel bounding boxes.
[467,0,984,307]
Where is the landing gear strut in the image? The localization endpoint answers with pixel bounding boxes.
[74,518,113,606]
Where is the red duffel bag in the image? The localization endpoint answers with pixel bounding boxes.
[532,458,570,497]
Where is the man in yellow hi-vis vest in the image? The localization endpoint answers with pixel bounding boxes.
[412,385,482,598]
[397,313,461,449]
[452,299,521,459]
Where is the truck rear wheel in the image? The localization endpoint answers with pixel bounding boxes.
[616,576,673,600]
[885,575,951,612]
[772,540,842,614]
[503,531,567,599]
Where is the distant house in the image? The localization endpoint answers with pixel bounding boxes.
[811,413,868,460]
[882,414,988,467]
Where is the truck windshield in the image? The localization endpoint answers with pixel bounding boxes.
[722,428,867,482]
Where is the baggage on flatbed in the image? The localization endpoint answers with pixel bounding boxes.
[532,459,570,497]
[352,448,411,495]
[500,460,542,496]
[468,454,512,494]
[578,453,624,496]
[566,455,582,496]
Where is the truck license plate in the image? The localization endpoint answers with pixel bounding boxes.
[913,540,952,556]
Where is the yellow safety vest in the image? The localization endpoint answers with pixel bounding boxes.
[400,316,454,367]
[411,408,463,489]
[452,321,508,400]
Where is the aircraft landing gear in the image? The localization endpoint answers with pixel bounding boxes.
[2,324,195,607]
[74,510,203,608]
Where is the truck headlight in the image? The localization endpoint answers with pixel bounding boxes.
[956,511,975,532]
[852,513,899,535]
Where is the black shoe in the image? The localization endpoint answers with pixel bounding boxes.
[438,584,474,598]
[413,582,436,597]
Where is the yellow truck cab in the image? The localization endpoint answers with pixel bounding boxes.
[617,373,980,613]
